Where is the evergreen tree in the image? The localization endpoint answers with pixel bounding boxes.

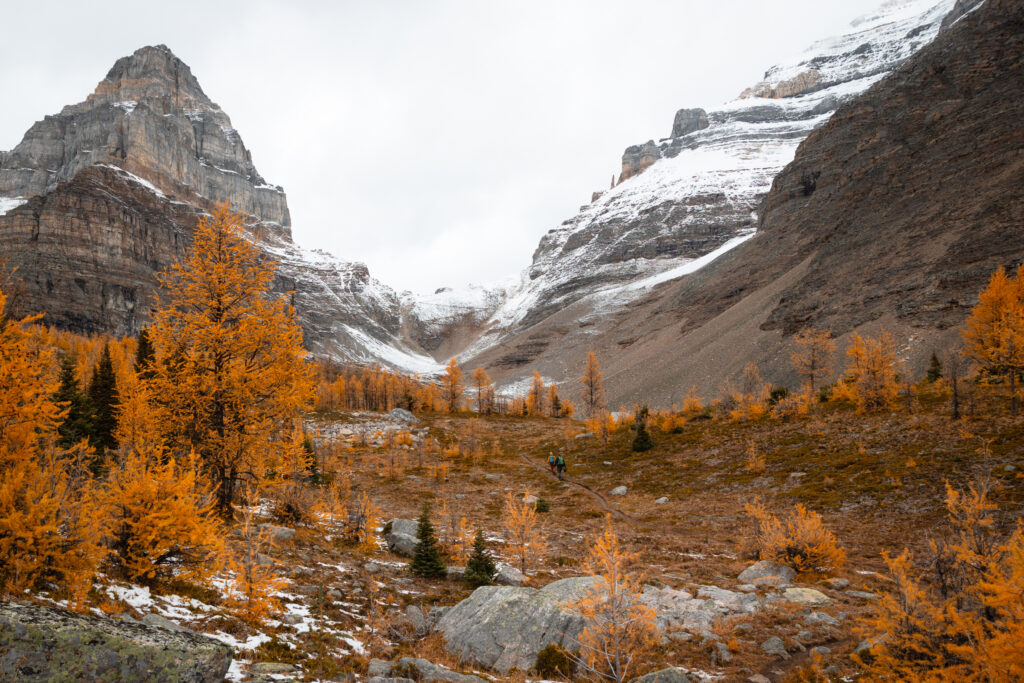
[54,355,92,448]
[464,530,497,587]
[926,351,944,383]
[631,407,653,452]
[134,328,156,379]
[409,504,447,579]
[87,344,119,454]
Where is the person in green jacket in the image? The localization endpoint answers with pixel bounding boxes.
[555,454,566,481]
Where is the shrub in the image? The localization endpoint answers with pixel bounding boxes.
[535,498,551,513]
[535,643,574,678]
[745,502,846,574]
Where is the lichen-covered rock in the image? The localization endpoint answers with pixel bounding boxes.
[385,518,419,557]
[0,600,232,682]
[737,560,796,587]
[377,657,487,683]
[494,565,526,586]
[782,587,831,606]
[633,667,696,683]
[435,585,585,674]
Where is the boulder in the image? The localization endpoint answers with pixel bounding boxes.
[385,518,419,557]
[435,585,585,674]
[386,408,419,425]
[654,497,669,504]
[805,611,840,627]
[782,587,831,606]
[737,560,796,587]
[634,667,696,682]
[494,565,526,586]
[0,600,232,682]
[540,576,605,603]
[373,657,486,683]
[609,486,628,496]
[761,635,790,659]
[696,585,760,613]
[846,590,879,600]
[258,524,296,544]
[823,577,850,590]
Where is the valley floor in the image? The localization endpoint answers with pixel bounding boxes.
[44,391,1024,682]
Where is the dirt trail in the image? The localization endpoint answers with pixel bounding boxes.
[517,452,637,523]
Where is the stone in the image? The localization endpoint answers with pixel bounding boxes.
[385,408,419,425]
[804,611,841,627]
[823,577,850,590]
[748,675,771,683]
[374,657,486,683]
[483,474,502,480]
[446,566,466,580]
[845,590,879,600]
[713,640,733,664]
[0,600,232,682]
[654,496,669,504]
[495,565,526,586]
[385,518,419,557]
[635,667,696,682]
[404,605,426,634]
[280,613,303,625]
[609,486,628,496]
[364,561,382,574]
[736,584,757,593]
[782,587,831,606]
[435,586,586,674]
[810,646,832,657]
[671,108,710,138]
[258,524,296,544]
[761,635,790,659]
[737,560,796,587]
[140,613,192,634]
[539,576,605,602]
[697,585,760,613]
[523,494,539,505]
[368,658,392,677]
[250,662,298,674]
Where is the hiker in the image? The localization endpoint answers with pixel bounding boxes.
[555,454,566,481]
[547,452,557,475]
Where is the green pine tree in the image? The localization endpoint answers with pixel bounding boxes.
[54,355,93,448]
[464,530,497,587]
[631,407,653,452]
[409,504,447,579]
[926,351,944,383]
[87,344,119,454]
[134,328,156,379]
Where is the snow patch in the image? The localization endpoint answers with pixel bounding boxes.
[0,196,28,215]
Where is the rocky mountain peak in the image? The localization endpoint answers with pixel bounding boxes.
[84,44,211,113]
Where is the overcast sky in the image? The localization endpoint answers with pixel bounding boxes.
[0,0,885,294]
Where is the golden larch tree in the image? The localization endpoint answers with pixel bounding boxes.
[570,515,659,683]
[471,366,493,414]
[963,264,1024,413]
[0,287,104,605]
[149,204,314,516]
[791,328,836,395]
[844,331,901,411]
[504,491,547,575]
[441,358,464,413]
[581,351,606,417]
[527,370,547,416]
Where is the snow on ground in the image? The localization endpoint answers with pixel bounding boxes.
[622,229,757,292]
[97,164,167,198]
[0,196,28,214]
[342,324,445,375]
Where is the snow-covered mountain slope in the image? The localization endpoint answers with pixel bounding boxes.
[458,0,956,380]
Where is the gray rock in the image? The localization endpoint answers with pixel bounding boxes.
[805,611,840,627]
[483,474,502,480]
[427,606,451,627]
[736,584,757,593]
[846,590,879,600]
[446,566,466,580]
[654,496,670,504]
[364,561,382,574]
[697,585,760,613]
[495,565,526,586]
[737,560,796,587]
[713,641,733,665]
[609,485,628,496]
[368,658,392,677]
[258,524,296,543]
[671,108,711,138]
[369,678,416,683]
[392,657,487,683]
[823,577,850,590]
[0,600,232,682]
[810,646,832,657]
[782,587,831,606]
[748,675,771,683]
[386,408,419,425]
[140,613,192,634]
[405,605,426,634]
[385,518,419,557]
[435,585,586,674]
[761,635,790,659]
[540,576,605,603]
[279,613,303,625]
[250,662,298,674]
[634,667,696,682]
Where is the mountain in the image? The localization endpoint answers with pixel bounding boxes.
[483,0,1020,406]
[458,0,963,392]
[2,0,1016,408]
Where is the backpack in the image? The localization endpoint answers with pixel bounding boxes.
[556,456,565,467]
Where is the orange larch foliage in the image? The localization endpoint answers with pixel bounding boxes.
[963,264,1024,413]
[471,366,494,414]
[149,204,314,516]
[746,502,846,574]
[791,328,836,395]
[504,490,547,575]
[581,351,606,418]
[227,489,288,626]
[843,331,902,411]
[441,358,464,413]
[570,515,659,683]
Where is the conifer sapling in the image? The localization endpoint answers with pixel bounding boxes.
[410,504,447,579]
[464,530,496,587]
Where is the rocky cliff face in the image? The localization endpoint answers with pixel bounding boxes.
[459,0,958,388]
[0,45,289,236]
[481,0,1023,405]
